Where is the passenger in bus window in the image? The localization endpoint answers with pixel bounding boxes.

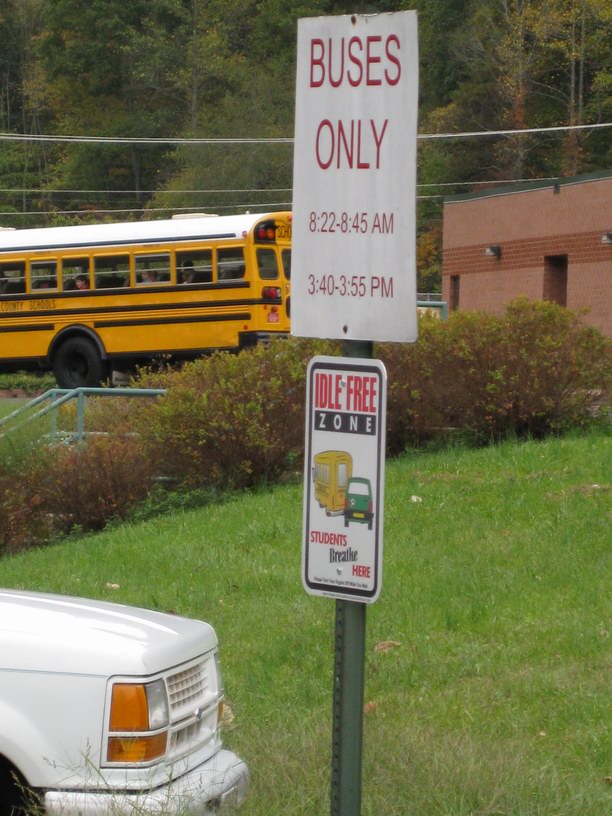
[179,263,195,284]
[75,275,89,290]
[141,269,158,284]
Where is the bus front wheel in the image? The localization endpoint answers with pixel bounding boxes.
[53,337,108,389]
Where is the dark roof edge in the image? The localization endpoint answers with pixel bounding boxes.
[444,168,612,204]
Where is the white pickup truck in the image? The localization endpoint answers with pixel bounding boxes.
[0,589,249,815]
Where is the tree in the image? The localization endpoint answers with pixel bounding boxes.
[40,0,186,214]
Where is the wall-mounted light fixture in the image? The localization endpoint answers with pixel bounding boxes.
[602,232,612,245]
[485,245,502,259]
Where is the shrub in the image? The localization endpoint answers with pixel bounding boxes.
[381,300,611,451]
[41,435,155,530]
[0,301,609,552]
[134,338,337,490]
[0,454,58,554]
[0,371,56,395]
[0,436,155,554]
[133,300,609,490]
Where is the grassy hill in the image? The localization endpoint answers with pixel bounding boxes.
[0,431,610,815]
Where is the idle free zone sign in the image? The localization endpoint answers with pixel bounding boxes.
[302,357,387,603]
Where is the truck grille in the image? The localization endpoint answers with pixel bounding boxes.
[165,654,218,762]
[167,660,210,714]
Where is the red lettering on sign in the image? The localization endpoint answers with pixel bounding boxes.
[365,36,382,86]
[315,371,343,410]
[309,35,402,90]
[352,564,371,578]
[315,119,388,171]
[347,37,363,86]
[385,35,401,85]
[345,375,377,413]
[310,38,325,87]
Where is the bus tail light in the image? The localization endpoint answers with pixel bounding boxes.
[262,286,281,300]
[255,221,277,242]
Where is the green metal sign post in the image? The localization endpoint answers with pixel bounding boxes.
[331,598,366,816]
[329,339,373,816]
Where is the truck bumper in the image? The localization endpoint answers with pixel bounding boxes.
[43,749,249,816]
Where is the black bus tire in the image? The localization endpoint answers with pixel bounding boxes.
[53,337,108,389]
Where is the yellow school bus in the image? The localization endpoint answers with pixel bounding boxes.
[312,450,353,516]
[0,211,291,387]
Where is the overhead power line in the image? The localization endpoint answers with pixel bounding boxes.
[1,203,294,217]
[0,122,609,145]
[0,187,293,195]
[0,177,561,196]
[0,199,442,218]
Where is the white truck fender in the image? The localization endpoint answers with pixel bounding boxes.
[0,698,59,788]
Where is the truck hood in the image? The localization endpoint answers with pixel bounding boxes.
[0,589,218,677]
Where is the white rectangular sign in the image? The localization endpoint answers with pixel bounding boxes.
[302,356,387,603]
[291,12,419,342]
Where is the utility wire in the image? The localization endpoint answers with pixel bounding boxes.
[0,122,609,145]
[0,194,486,217]
[0,177,561,196]
[1,203,294,217]
[0,187,293,195]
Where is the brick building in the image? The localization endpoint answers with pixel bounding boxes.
[442,171,612,336]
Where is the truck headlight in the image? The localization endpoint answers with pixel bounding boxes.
[107,679,169,764]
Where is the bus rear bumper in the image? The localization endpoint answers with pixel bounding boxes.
[239,331,288,349]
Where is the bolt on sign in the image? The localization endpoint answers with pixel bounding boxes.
[303,356,387,603]
[291,11,419,343]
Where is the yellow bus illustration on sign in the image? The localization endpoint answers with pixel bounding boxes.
[312,451,353,516]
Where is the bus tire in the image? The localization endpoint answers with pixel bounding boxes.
[53,337,107,389]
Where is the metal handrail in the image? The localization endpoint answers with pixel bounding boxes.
[0,387,166,443]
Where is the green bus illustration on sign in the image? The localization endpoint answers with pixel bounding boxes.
[343,477,374,530]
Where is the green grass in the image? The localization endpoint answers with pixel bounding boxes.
[0,431,610,815]
[0,397,28,419]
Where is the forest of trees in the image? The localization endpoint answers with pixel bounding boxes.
[0,0,610,289]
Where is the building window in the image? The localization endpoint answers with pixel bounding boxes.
[450,275,460,311]
[543,255,568,307]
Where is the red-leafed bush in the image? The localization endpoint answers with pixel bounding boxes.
[0,301,609,553]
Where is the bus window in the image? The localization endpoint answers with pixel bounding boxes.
[62,258,90,291]
[0,261,25,294]
[94,255,130,289]
[256,248,279,280]
[281,249,291,280]
[217,247,245,281]
[135,253,170,285]
[176,249,212,284]
[31,260,58,291]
